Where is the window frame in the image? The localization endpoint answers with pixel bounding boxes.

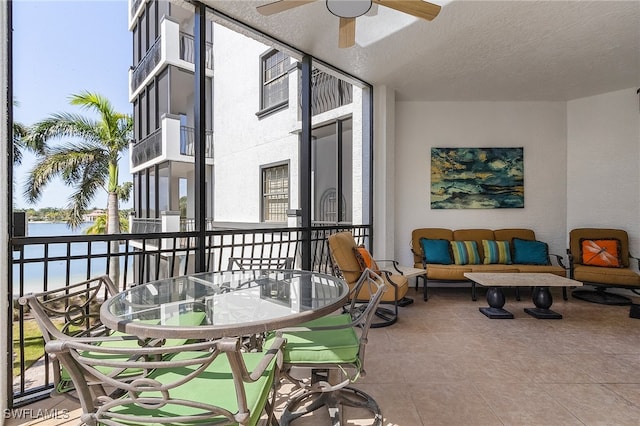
[260,161,290,223]
[257,49,290,118]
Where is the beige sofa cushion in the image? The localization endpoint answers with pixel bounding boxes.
[574,265,640,287]
[327,232,362,285]
[514,264,565,276]
[494,228,536,243]
[426,265,473,281]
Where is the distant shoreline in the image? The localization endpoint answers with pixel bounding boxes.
[28,220,93,224]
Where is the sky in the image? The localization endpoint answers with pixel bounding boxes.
[12,0,133,210]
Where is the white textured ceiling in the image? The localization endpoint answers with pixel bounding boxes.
[201,0,640,101]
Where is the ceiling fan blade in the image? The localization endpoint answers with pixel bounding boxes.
[372,0,441,21]
[257,0,317,16]
[338,17,356,48]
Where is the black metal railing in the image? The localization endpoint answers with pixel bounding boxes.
[10,224,370,406]
[180,126,214,158]
[131,128,162,167]
[300,69,353,116]
[131,36,162,92]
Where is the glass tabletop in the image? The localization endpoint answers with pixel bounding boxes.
[100,270,349,339]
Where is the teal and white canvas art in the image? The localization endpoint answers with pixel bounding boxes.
[430,147,524,209]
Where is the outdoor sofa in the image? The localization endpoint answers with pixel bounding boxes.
[411,228,567,300]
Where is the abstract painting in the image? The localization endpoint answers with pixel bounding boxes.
[431,147,524,209]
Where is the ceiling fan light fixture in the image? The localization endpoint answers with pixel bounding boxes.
[326,0,372,18]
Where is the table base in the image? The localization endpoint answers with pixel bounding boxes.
[281,386,382,426]
[479,307,514,319]
[524,307,562,319]
[478,284,566,320]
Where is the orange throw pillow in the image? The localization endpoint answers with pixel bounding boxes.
[580,239,622,267]
[353,245,380,272]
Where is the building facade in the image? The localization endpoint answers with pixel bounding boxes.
[128,0,370,236]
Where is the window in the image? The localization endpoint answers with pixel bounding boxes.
[260,49,289,112]
[262,163,289,222]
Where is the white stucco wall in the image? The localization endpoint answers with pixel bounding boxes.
[394,101,568,266]
[212,25,300,222]
[567,88,640,258]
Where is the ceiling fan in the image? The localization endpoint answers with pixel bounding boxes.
[257,0,442,48]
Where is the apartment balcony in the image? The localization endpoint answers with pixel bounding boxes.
[130,115,213,172]
[129,17,213,99]
[298,68,353,117]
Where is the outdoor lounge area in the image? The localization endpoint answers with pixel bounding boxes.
[2,0,639,425]
[7,286,640,425]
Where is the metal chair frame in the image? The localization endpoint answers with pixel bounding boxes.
[276,269,386,425]
[46,335,285,426]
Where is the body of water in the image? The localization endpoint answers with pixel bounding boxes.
[13,222,129,295]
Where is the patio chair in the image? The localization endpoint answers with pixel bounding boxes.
[568,228,640,305]
[46,335,286,426]
[226,256,295,271]
[18,276,131,399]
[226,256,295,351]
[266,268,385,425]
[18,275,206,400]
[327,231,411,327]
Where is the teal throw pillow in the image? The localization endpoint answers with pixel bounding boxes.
[450,241,481,265]
[482,240,512,265]
[419,238,452,265]
[512,238,549,265]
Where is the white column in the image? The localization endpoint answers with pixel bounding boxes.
[372,85,396,259]
[1,0,11,418]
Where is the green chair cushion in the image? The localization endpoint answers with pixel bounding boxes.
[58,313,207,391]
[161,311,207,347]
[102,351,276,426]
[267,314,360,364]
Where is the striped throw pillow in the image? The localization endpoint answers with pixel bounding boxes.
[450,241,481,265]
[482,240,512,264]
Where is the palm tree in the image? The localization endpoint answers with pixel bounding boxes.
[23,91,133,284]
[84,211,130,235]
[12,98,45,165]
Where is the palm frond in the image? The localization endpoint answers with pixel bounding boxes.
[23,91,132,230]
[26,113,102,147]
[117,182,133,203]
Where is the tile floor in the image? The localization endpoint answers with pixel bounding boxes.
[6,286,640,425]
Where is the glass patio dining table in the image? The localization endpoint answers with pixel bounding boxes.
[100,269,350,340]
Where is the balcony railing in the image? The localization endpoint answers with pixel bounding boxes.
[179,32,213,70]
[130,218,162,234]
[300,69,353,116]
[10,224,371,406]
[131,36,162,92]
[180,126,214,158]
[131,127,162,168]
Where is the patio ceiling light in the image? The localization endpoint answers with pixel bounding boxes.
[326,0,372,18]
